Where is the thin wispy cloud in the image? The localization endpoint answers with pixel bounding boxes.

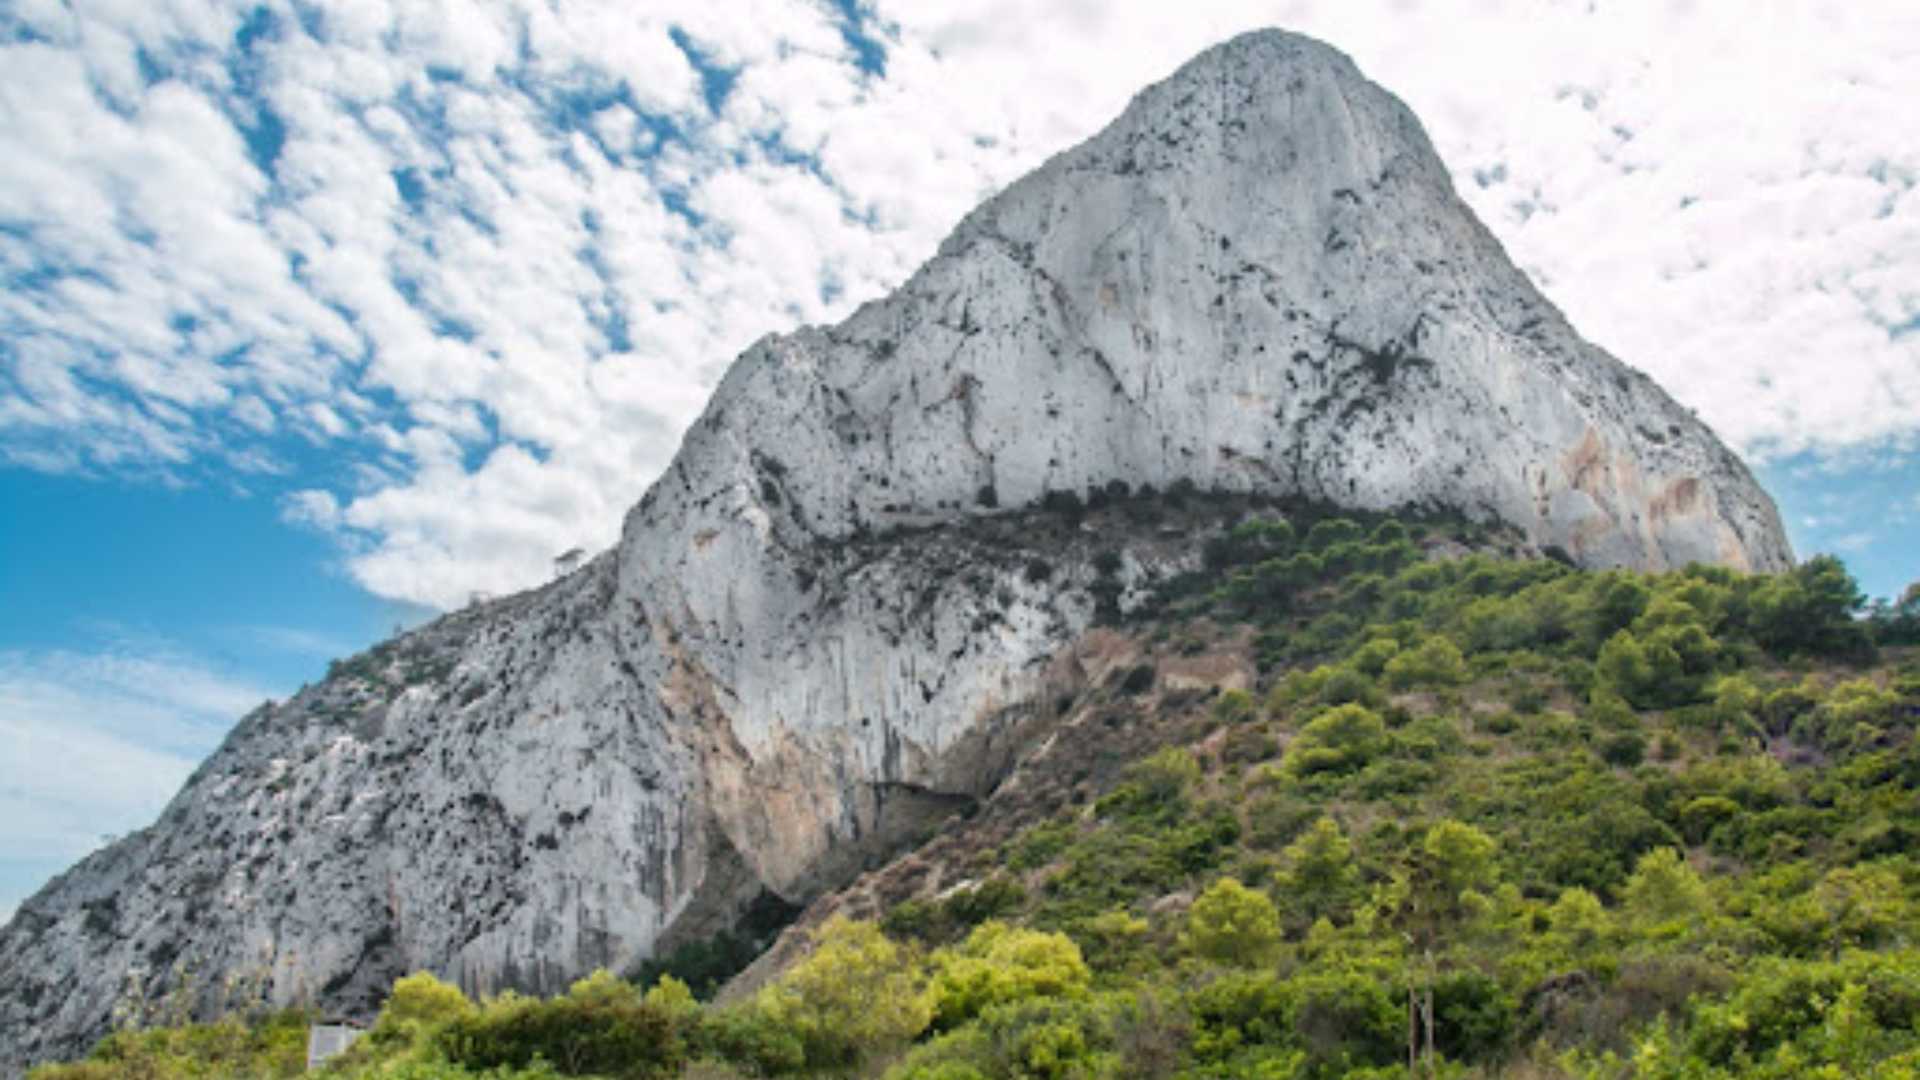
[2,1,1916,609]
[237,624,357,659]
[0,644,278,916]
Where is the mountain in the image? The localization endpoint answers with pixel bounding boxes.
[0,29,1792,1072]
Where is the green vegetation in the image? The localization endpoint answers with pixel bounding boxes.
[27,1009,312,1079]
[35,515,1920,1078]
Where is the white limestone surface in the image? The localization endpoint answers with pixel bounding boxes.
[0,29,1790,1074]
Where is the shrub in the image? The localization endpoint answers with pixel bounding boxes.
[1803,678,1899,749]
[1283,704,1389,778]
[1759,679,1820,737]
[1506,679,1550,714]
[1748,554,1870,658]
[37,1011,313,1080]
[1592,575,1652,639]
[942,876,1027,929]
[1069,910,1151,976]
[437,974,685,1079]
[1274,818,1360,925]
[928,922,1092,1030]
[382,970,476,1027]
[1286,969,1404,1077]
[1354,756,1437,798]
[1006,820,1076,873]
[635,929,766,1000]
[1247,791,1319,850]
[1305,518,1363,553]
[1268,666,1334,711]
[1348,638,1401,677]
[1598,730,1647,768]
[369,970,476,1051]
[701,1004,806,1075]
[643,975,699,1018]
[893,991,1152,1080]
[1183,877,1282,967]
[1317,666,1378,707]
[1679,795,1740,844]
[1618,848,1712,927]
[1221,722,1279,766]
[882,899,941,942]
[1186,970,1291,1063]
[1431,970,1516,1064]
[1596,627,1714,710]
[756,917,931,1069]
[1211,688,1257,724]
[1382,636,1467,689]
[1096,748,1201,821]
[1369,520,1411,546]
[1209,518,1297,569]
[1687,950,1920,1068]
[1045,817,1232,912]
[1710,673,1763,731]
[1459,595,1538,653]
[1809,863,1913,951]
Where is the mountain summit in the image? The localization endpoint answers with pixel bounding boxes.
[646,28,1787,575]
[0,29,1790,1071]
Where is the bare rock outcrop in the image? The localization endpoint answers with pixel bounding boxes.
[0,29,1790,1072]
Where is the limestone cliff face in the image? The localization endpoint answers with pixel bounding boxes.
[0,29,1790,1072]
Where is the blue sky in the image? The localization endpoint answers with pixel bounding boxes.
[2,2,1917,920]
[0,468,415,688]
[1758,455,1920,605]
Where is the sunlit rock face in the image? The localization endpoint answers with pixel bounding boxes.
[0,29,1789,1074]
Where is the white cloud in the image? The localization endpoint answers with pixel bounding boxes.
[0,647,275,875]
[3,1,1917,609]
[279,488,339,529]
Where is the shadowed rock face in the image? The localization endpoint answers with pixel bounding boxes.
[0,29,1790,1073]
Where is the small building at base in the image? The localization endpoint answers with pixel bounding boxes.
[305,1020,366,1070]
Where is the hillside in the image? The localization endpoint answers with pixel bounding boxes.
[33,509,1920,1078]
[0,28,1803,1072]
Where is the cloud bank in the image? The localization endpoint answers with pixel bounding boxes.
[3,1,1916,609]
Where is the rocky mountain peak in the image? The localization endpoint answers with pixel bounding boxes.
[620,24,1787,585]
[0,29,1790,1074]
[954,28,1443,242]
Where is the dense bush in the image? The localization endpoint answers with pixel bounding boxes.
[755,916,931,1070]
[1182,877,1282,967]
[30,1010,311,1080]
[1282,703,1389,777]
[436,971,684,1078]
[1382,634,1467,689]
[928,922,1090,1030]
